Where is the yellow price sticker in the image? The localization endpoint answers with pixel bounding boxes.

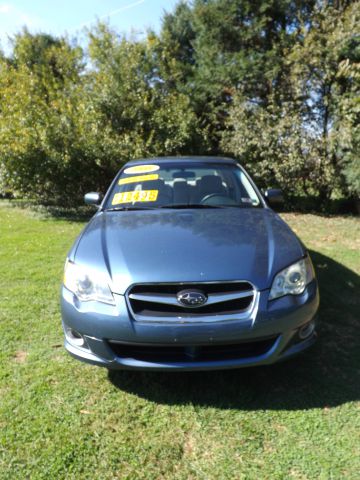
[112,190,159,205]
[124,165,160,175]
[118,174,159,185]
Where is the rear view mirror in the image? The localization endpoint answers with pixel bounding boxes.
[84,192,102,206]
[264,189,284,208]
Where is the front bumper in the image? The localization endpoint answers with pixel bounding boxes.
[61,281,319,371]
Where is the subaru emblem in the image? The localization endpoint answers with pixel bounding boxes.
[177,289,208,308]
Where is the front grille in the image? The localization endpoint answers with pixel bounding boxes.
[108,337,277,363]
[126,281,257,323]
[130,297,252,316]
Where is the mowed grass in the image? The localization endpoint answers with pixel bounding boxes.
[0,201,359,480]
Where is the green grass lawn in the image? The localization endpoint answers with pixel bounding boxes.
[0,201,359,479]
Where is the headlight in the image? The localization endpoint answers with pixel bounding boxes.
[269,257,315,300]
[63,260,115,305]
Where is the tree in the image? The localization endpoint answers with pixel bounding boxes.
[223,1,359,203]
[0,32,90,204]
[87,23,200,171]
[0,3,358,208]
[334,3,360,199]
[0,26,199,205]
[157,0,316,152]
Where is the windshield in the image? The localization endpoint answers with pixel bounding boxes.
[104,162,262,210]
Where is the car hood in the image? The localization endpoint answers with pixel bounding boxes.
[72,208,304,294]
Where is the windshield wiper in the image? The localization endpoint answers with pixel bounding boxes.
[159,203,224,209]
[105,206,157,212]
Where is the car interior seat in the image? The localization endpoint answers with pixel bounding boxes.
[196,175,227,202]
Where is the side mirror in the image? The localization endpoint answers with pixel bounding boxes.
[84,192,102,206]
[264,189,284,208]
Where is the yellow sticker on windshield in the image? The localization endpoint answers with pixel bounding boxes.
[124,165,160,175]
[112,190,159,205]
[119,174,159,185]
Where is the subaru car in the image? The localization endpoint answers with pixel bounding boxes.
[61,156,319,370]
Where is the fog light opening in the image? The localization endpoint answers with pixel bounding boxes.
[65,327,85,347]
[298,321,315,340]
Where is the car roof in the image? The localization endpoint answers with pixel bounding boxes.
[123,156,239,167]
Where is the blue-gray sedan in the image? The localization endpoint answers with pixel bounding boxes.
[61,157,319,370]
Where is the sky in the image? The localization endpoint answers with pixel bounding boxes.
[0,0,180,52]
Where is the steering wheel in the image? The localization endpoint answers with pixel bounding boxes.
[200,194,237,205]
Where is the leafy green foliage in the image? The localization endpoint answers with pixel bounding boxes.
[0,33,98,205]
[0,28,198,206]
[224,2,360,203]
[0,2,358,207]
[87,25,199,162]
[157,0,317,152]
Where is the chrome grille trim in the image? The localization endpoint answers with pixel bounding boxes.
[129,289,254,307]
[126,281,258,324]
